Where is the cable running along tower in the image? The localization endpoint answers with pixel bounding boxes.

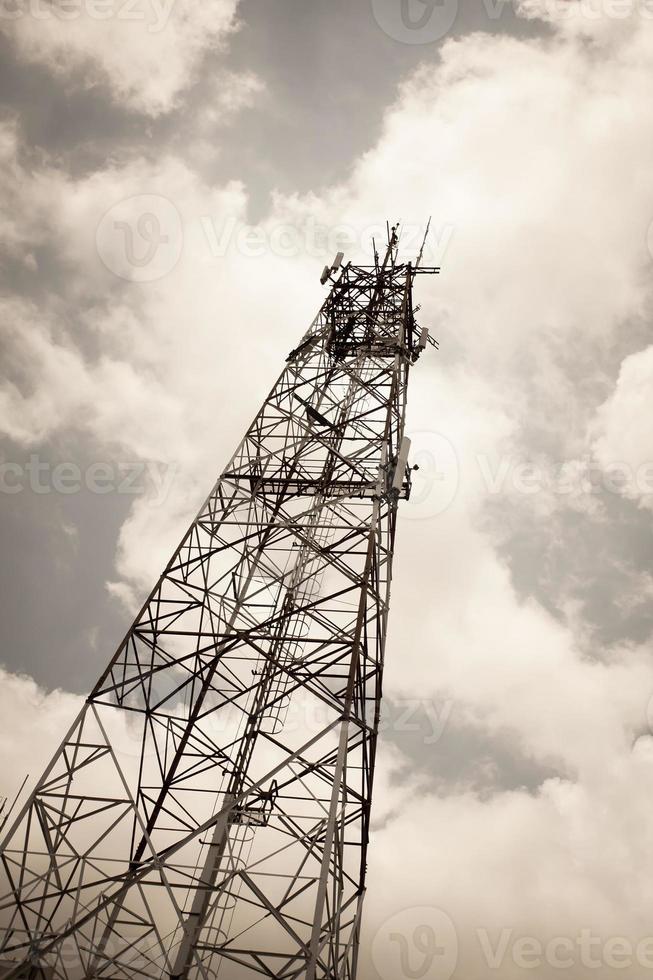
[0,227,438,980]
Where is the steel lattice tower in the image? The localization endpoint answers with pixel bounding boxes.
[0,227,437,980]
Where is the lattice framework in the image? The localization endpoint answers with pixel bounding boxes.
[0,228,438,980]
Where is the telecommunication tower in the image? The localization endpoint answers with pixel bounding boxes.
[0,226,437,980]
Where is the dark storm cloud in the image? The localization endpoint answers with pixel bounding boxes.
[490,488,653,650]
[182,0,547,217]
[0,35,148,178]
[0,433,136,691]
[378,697,565,802]
[0,1,546,214]
[477,308,653,653]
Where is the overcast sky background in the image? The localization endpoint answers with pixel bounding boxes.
[3,1,653,977]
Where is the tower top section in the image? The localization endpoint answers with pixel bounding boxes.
[298,221,439,366]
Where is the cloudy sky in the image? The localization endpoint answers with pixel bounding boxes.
[3,0,653,977]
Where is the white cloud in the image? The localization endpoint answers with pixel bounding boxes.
[0,120,56,261]
[592,344,653,508]
[361,741,653,979]
[517,0,653,43]
[0,669,83,803]
[0,297,94,444]
[5,0,244,116]
[0,128,321,597]
[200,69,264,120]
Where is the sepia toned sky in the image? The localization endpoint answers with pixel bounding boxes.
[2,1,653,977]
